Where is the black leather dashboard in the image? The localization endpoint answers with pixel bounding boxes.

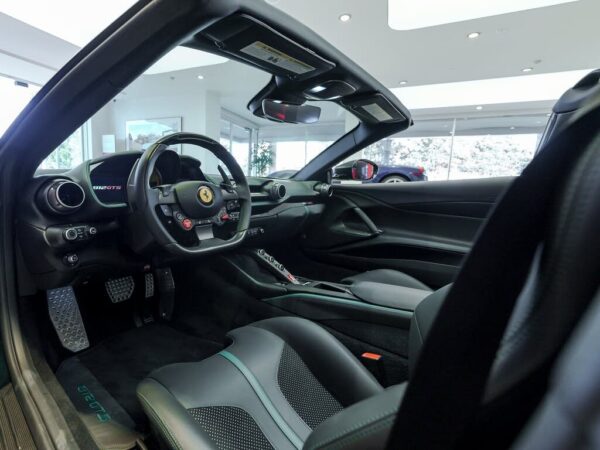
[19,152,330,289]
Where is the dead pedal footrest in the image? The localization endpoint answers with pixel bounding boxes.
[105,276,135,303]
[47,287,89,353]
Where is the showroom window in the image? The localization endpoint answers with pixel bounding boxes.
[337,114,546,182]
[38,122,92,170]
[1,75,91,171]
[257,120,345,178]
[220,116,254,175]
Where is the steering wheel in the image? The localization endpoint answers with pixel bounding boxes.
[128,132,251,256]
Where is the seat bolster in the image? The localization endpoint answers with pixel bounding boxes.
[303,383,406,450]
[342,269,432,291]
[408,284,452,377]
[137,378,217,450]
[249,317,382,406]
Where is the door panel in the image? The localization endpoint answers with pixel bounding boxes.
[302,177,512,288]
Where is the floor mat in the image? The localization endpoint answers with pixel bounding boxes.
[67,323,224,429]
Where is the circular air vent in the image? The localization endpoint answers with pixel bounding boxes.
[315,183,333,198]
[269,183,287,201]
[43,180,86,214]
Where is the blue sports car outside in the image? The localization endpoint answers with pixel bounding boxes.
[333,160,428,183]
[268,161,427,183]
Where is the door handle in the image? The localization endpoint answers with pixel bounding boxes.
[348,207,383,238]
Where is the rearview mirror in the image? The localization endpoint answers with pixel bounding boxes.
[262,99,321,124]
[352,159,378,181]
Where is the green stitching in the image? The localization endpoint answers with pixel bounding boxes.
[138,393,183,450]
[219,350,303,449]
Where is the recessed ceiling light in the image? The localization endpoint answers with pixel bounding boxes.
[399,80,408,86]
[522,67,534,73]
[197,75,204,80]
[467,32,481,39]
[389,0,581,31]
[339,13,352,22]
[389,69,592,110]
[476,105,483,110]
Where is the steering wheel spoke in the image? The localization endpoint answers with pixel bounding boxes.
[220,187,238,201]
[156,185,178,205]
[222,185,251,203]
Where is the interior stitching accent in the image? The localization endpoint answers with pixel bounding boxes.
[324,416,396,450]
[138,392,183,450]
[219,350,304,449]
[305,407,398,450]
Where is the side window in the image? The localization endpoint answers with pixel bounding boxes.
[38,125,87,170]
[333,115,546,184]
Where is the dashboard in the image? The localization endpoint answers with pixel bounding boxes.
[89,151,197,205]
[20,151,332,289]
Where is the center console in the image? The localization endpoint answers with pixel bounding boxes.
[218,249,432,329]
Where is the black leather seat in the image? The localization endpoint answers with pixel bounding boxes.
[342,268,432,291]
[137,317,388,450]
[138,76,600,450]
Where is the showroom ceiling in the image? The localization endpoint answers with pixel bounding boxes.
[0,0,598,127]
[271,0,599,87]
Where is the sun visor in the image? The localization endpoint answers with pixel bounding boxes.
[201,14,335,79]
[342,93,407,124]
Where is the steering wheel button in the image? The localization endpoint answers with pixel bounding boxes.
[182,218,193,230]
[175,212,184,221]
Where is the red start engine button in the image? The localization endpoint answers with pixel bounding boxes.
[182,219,193,230]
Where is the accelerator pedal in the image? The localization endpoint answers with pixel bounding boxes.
[47,287,89,353]
[155,267,175,321]
[105,276,135,303]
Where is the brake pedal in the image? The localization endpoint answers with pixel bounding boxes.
[105,276,135,303]
[144,273,155,299]
[47,287,89,353]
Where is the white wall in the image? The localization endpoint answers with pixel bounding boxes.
[0,12,77,85]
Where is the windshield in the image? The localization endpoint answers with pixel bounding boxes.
[38,46,350,178]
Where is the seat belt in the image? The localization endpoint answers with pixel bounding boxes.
[388,92,600,450]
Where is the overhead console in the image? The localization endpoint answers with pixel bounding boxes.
[200,14,336,80]
[192,13,411,128]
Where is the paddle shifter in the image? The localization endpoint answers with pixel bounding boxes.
[254,249,300,285]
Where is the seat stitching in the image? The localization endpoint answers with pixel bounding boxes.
[305,407,398,450]
[219,350,304,449]
[138,392,183,450]
[414,314,425,348]
[323,416,396,450]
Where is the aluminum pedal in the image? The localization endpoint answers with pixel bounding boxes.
[47,287,89,353]
[105,276,135,303]
[144,273,155,299]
